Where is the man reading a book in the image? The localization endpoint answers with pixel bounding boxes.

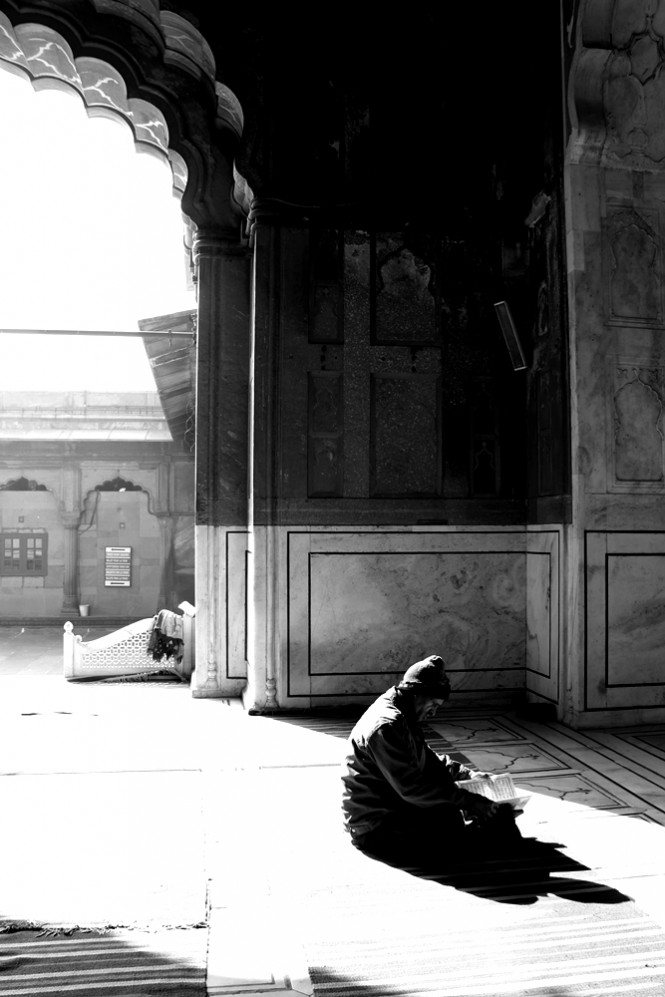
[341,654,521,864]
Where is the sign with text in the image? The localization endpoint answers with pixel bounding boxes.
[104,546,132,587]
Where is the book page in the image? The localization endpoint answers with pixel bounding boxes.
[457,773,529,808]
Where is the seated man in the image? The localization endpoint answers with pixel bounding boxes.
[341,654,521,865]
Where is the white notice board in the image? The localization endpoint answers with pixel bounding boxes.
[105,546,132,587]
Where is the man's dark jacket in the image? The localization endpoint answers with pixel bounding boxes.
[341,686,480,838]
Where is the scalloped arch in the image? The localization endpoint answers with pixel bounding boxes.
[95,476,143,492]
[0,3,247,218]
[0,475,49,490]
[81,479,159,518]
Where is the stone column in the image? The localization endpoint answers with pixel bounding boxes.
[191,228,251,698]
[156,514,175,609]
[244,202,281,713]
[61,511,80,616]
[559,0,665,727]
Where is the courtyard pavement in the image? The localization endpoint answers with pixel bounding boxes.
[0,623,331,995]
[3,625,665,997]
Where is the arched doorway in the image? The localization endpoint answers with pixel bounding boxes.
[0,2,252,698]
[79,475,193,619]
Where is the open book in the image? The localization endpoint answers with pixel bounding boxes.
[457,773,530,811]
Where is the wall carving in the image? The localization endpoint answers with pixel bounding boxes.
[613,362,664,485]
[536,371,556,495]
[293,225,513,507]
[373,234,436,344]
[574,1,665,166]
[370,374,440,496]
[470,379,498,496]
[309,227,343,344]
[606,40,665,163]
[607,207,661,325]
[308,373,343,497]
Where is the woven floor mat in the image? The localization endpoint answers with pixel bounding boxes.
[0,927,207,995]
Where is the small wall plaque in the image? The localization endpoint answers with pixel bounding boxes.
[104,546,132,587]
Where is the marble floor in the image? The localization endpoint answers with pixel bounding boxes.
[206,706,665,996]
[1,627,665,995]
[426,710,665,825]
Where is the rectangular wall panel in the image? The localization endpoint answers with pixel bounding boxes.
[307,372,344,497]
[586,531,665,711]
[525,529,560,705]
[226,529,249,680]
[370,374,440,496]
[284,529,531,702]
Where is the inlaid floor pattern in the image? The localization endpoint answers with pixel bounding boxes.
[205,707,665,995]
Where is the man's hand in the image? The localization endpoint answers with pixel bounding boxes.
[463,793,498,822]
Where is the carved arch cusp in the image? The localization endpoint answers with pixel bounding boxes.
[13,22,80,93]
[0,2,249,230]
[77,57,129,119]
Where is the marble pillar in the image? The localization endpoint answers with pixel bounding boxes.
[243,204,280,713]
[560,0,665,725]
[61,511,80,616]
[191,229,251,698]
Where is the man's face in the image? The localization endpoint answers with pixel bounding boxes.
[414,695,447,721]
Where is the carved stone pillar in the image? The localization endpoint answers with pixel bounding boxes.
[559,0,665,726]
[244,203,280,713]
[61,511,81,616]
[191,229,250,698]
[156,514,174,609]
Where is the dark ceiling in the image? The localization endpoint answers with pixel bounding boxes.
[160,3,565,232]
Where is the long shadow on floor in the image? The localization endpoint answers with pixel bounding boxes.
[359,837,633,906]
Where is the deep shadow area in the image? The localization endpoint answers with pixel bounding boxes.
[357,835,633,907]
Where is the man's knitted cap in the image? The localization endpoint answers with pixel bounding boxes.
[399,654,450,699]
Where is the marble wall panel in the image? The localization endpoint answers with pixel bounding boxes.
[283,529,531,703]
[226,529,249,680]
[526,529,560,705]
[308,372,343,497]
[373,233,436,344]
[585,531,665,711]
[342,232,371,497]
[535,370,561,496]
[309,227,343,344]
[605,206,663,327]
[610,360,665,490]
[607,553,665,684]
[370,374,440,496]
